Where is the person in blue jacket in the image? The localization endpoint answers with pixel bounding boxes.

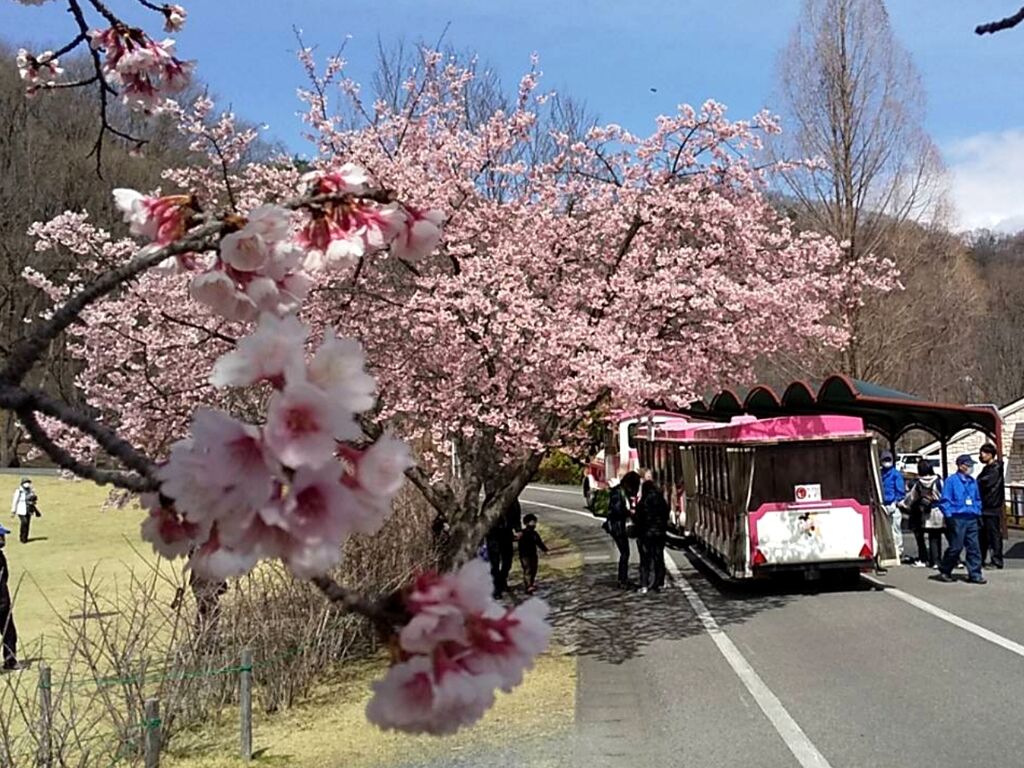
[879,451,906,561]
[937,454,986,584]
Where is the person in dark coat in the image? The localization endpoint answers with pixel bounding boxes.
[906,459,945,568]
[634,478,670,594]
[977,442,1005,569]
[0,525,19,671]
[486,498,522,598]
[604,472,640,589]
[518,513,548,594]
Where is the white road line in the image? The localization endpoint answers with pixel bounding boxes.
[520,498,594,518]
[862,574,1024,659]
[664,555,833,768]
[520,496,834,768]
[525,484,583,496]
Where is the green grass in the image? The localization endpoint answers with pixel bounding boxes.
[0,478,581,766]
[0,475,149,652]
[166,525,581,767]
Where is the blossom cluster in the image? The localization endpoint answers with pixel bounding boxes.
[15,48,62,95]
[89,25,193,114]
[114,169,443,320]
[366,560,552,734]
[297,165,443,271]
[142,312,412,580]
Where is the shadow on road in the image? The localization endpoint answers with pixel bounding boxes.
[536,517,869,667]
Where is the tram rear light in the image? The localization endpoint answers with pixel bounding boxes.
[752,548,767,566]
[859,543,873,559]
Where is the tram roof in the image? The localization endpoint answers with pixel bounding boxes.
[683,374,1000,447]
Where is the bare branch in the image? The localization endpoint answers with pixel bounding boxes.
[0,384,158,485]
[15,407,153,492]
[976,6,1024,34]
[309,574,408,631]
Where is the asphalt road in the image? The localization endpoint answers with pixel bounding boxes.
[517,483,1024,768]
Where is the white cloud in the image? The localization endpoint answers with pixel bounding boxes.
[945,129,1024,233]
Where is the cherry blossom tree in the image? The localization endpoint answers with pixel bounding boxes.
[3,0,858,734]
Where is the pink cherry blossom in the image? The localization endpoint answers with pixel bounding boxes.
[16,49,62,89]
[265,380,356,468]
[163,4,187,32]
[113,189,194,248]
[271,463,349,544]
[89,26,193,114]
[300,163,373,196]
[461,597,552,692]
[219,205,292,272]
[367,559,552,734]
[189,269,257,321]
[407,559,495,616]
[351,434,412,499]
[188,530,261,581]
[390,207,444,261]
[209,312,307,388]
[156,407,275,523]
[307,329,376,411]
[365,655,500,736]
[139,493,208,559]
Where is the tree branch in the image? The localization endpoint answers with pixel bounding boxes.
[0,385,158,487]
[310,574,408,632]
[976,6,1024,34]
[15,407,153,492]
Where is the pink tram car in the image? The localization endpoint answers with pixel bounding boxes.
[633,413,893,579]
[582,410,695,510]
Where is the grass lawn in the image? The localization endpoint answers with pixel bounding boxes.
[0,477,581,766]
[0,474,155,655]
[165,523,582,767]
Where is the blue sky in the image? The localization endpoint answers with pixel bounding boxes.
[4,1,1024,230]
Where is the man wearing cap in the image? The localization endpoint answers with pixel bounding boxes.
[978,442,1005,569]
[0,524,20,670]
[937,454,986,584]
[879,451,906,561]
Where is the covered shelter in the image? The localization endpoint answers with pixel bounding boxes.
[683,375,1002,477]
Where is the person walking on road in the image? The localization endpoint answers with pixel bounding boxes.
[906,459,944,568]
[977,442,1005,570]
[879,451,906,561]
[0,525,20,671]
[604,472,640,589]
[518,513,548,594]
[634,477,670,594]
[10,478,40,544]
[486,498,522,599]
[937,454,986,584]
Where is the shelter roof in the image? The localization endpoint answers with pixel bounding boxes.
[684,374,1000,446]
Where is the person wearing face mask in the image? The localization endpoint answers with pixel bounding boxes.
[936,454,986,584]
[0,524,20,671]
[879,451,906,562]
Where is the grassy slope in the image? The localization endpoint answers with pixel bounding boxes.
[0,477,580,765]
[0,475,147,653]
[167,524,581,768]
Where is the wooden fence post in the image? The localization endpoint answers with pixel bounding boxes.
[37,665,51,768]
[240,648,253,761]
[143,698,160,768]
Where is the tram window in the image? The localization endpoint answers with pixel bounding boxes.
[749,440,875,508]
[627,423,639,449]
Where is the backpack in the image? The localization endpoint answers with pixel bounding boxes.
[916,480,940,509]
[917,479,944,529]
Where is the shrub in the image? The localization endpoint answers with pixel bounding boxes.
[534,451,584,485]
